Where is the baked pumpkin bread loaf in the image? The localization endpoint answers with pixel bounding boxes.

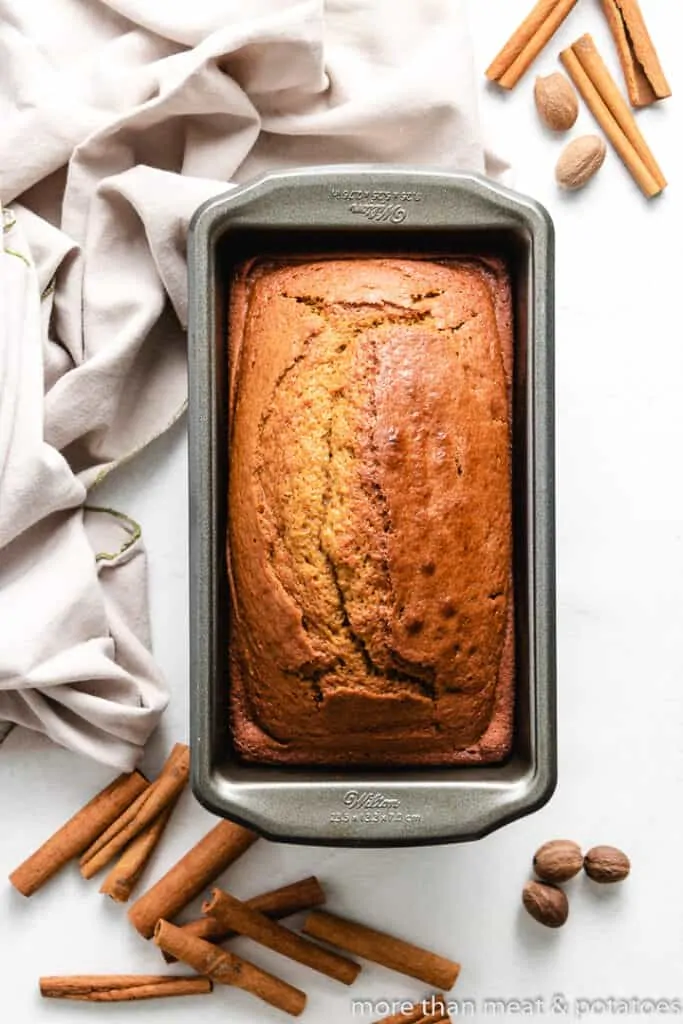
[227,257,514,766]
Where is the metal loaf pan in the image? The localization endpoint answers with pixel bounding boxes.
[187,167,556,847]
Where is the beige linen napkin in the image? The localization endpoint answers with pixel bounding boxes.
[0,0,502,769]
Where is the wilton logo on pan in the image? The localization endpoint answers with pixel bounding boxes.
[328,187,423,224]
[342,791,401,810]
[349,203,407,223]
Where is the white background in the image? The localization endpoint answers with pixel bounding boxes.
[1,2,682,1022]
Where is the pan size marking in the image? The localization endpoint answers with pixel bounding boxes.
[328,809,423,826]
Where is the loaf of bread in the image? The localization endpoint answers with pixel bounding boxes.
[227,257,514,766]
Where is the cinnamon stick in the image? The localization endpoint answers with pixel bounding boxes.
[162,875,326,962]
[560,36,664,197]
[601,0,671,107]
[80,742,189,878]
[40,974,212,1002]
[486,0,560,79]
[203,890,360,985]
[99,802,176,902]
[82,786,152,868]
[374,994,452,1023]
[570,33,666,188]
[154,919,306,1017]
[486,0,580,89]
[9,771,148,897]
[128,819,258,938]
[302,911,460,990]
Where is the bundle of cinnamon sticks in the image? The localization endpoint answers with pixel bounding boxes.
[10,742,192,901]
[560,34,666,198]
[486,0,581,90]
[487,0,670,105]
[9,747,463,1016]
[147,897,461,1015]
[486,0,670,199]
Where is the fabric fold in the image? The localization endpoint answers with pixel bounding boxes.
[0,0,505,768]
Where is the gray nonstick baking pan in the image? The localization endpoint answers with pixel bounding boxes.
[187,166,556,847]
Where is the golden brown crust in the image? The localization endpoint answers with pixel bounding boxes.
[228,257,514,766]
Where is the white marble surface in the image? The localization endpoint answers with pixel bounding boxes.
[2,2,682,1021]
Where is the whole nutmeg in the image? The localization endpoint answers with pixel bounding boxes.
[533,839,583,883]
[534,72,579,131]
[584,845,631,883]
[555,135,607,191]
[522,880,569,928]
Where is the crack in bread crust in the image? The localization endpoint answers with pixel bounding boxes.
[256,302,438,700]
